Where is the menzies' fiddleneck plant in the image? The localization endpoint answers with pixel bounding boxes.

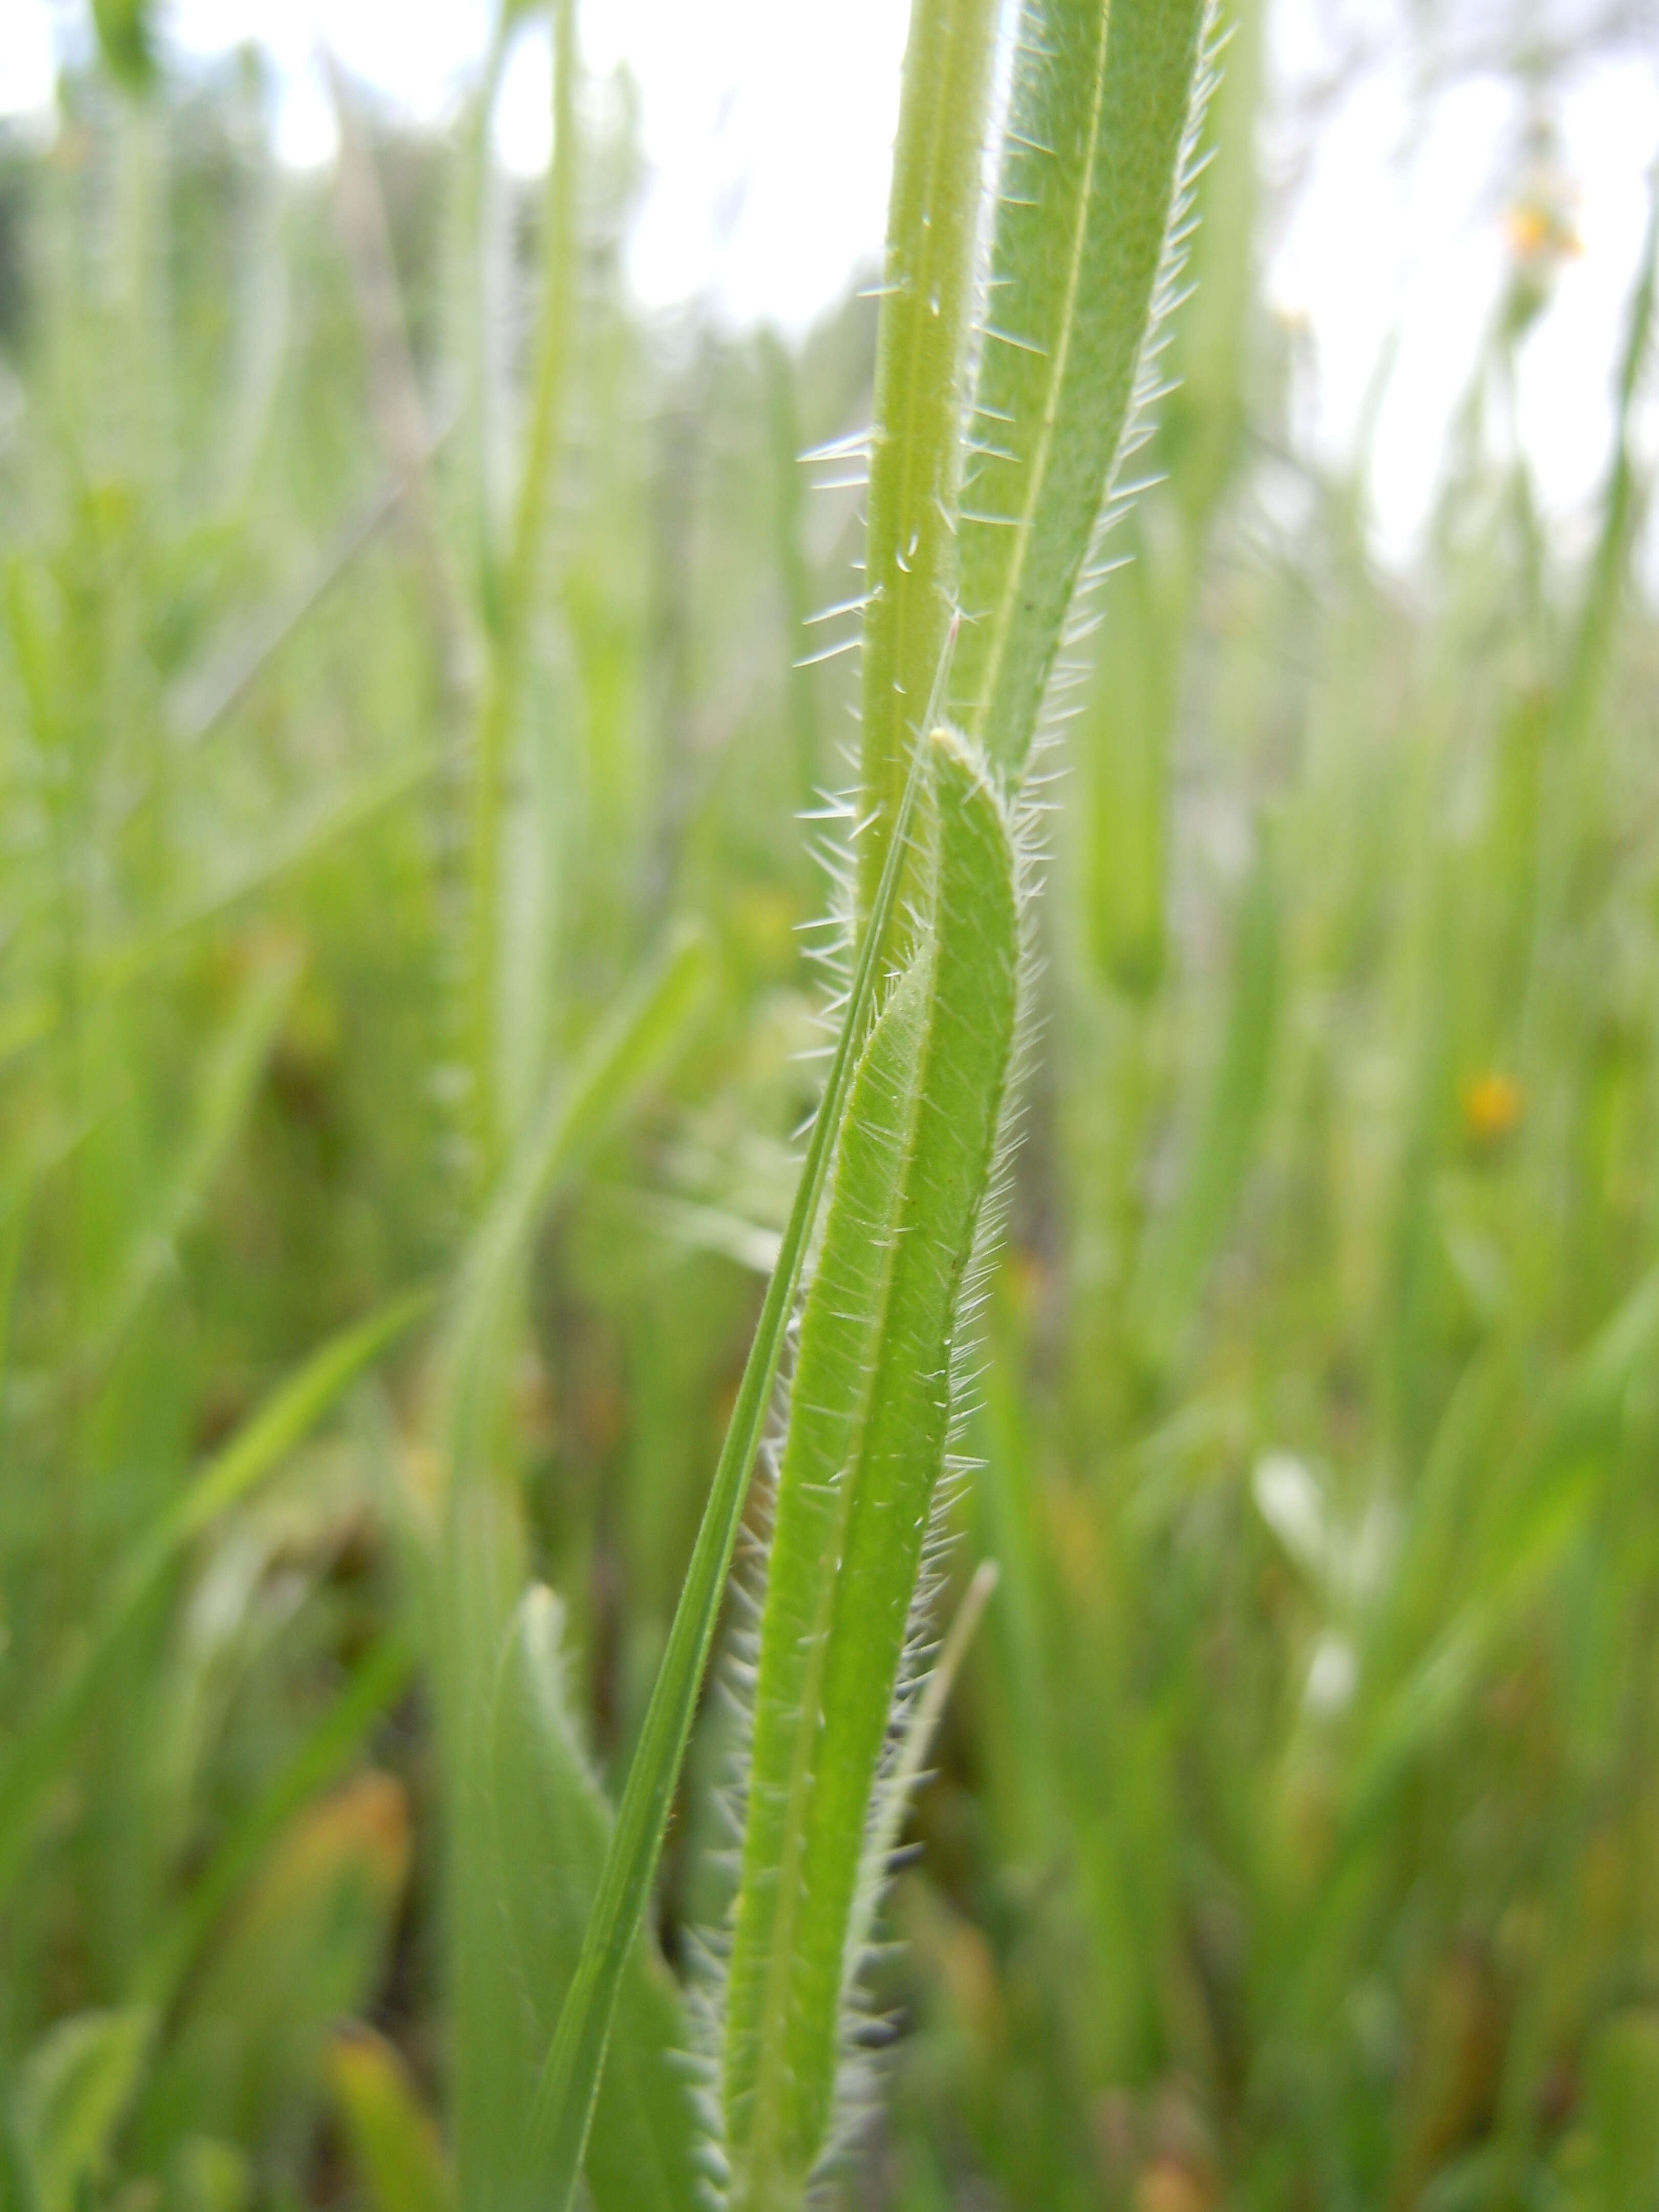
[518,3,1214,2207]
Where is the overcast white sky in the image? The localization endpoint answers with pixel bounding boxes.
[3,0,1656,560]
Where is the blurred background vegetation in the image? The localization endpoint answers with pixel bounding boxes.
[2,1,1659,2205]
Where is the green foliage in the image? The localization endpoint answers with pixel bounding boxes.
[724,732,1020,2207]
[89,0,156,94]
[3,5,1659,2212]
[518,691,934,2212]
[9,2009,154,2212]
[490,1588,700,2212]
[329,2027,456,2212]
[0,1289,429,1904]
[856,0,999,908]
[951,0,1213,782]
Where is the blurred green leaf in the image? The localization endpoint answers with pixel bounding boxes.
[90,0,158,93]
[328,2027,454,2212]
[490,1586,701,2212]
[10,2009,155,2212]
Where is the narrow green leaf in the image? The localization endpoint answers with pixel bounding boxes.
[10,2010,155,2212]
[951,0,1213,781]
[722,952,934,2200]
[328,2026,455,2212]
[90,0,157,93]
[0,1287,431,1904]
[1132,834,1279,1366]
[1080,505,1178,997]
[89,943,301,1363]
[760,328,822,826]
[463,0,581,1177]
[845,1555,999,1971]
[518,717,935,2212]
[490,1587,701,2212]
[431,922,711,2212]
[436,919,714,1484]
[856,0,1001,911]
[725,727,1022,2206]
[1580,2010,1659,2209]
[135,1632,416,2014]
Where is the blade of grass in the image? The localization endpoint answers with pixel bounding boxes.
[1131,832,1280,1370]
[724,730,1021,2206]
[82,942,302,1366]
[723,945,935,2200]
[134,1631,416,2016]
[0,754,444,1072]
[951,0,1214,783]
[462,0,580,1179]
[322,46,471,697]
[328,2026,456,2212]
[0,1286,431,1904]
[855,0,999,912]
[516,717,935,2212]
[428,921,711,2212]
[490,1586,701,2212]
[10,2009,156,2212]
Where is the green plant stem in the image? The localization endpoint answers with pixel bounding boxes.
[518,732,933,2212]
[856,0,998,913]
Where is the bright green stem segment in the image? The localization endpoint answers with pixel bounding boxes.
[724,729,1020,2208]
[951,0,1211,781]
[857,0,999,913]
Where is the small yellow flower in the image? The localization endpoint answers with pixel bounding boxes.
[1461,1071,1525,1143]
[1502,184,1582,272]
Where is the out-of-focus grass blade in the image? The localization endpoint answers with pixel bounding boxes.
[1161,0,1263,531]
[328,2026,455,2212]
[0,1286,431,1903]
[517,725,934,2212]
[135,1631,416,2015]
[135,1774,410,2170]
[161,2135,252,2212]
[1554,164,1657,748]
[725,731,1020,2207]
[951,0,1213,783]
[430,923,711,2212]
[1132,835,1280,1369]
[490,1586,701,2212]
[0,756,443,1071]
[90,0,156,92]
[1081,507,1177,997]
[1348,1259,1659,1820]
[760,328,822,826]
[1579,2011,1659,2209]
[9,2009,155,2212]
[462,0,579,1176]
[86,943,301,1363]
[436,920,713,1477]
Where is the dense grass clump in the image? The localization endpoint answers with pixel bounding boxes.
[2,4,1659,2210]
